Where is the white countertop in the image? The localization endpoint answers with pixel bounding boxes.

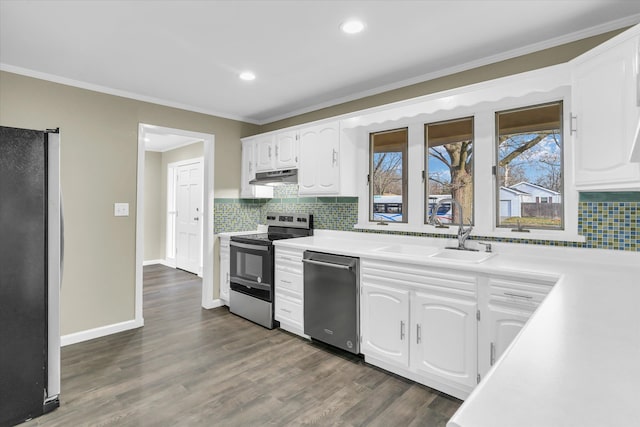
[274,230,640,427]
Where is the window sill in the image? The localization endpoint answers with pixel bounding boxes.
[353,223,586,243]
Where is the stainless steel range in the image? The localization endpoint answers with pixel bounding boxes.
[229,213,313,329]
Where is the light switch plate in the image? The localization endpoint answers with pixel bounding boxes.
[114,202,129,217]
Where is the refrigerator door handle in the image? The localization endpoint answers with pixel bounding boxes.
[60,188,64,282]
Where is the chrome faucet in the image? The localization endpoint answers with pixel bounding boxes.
[429,198,474,250]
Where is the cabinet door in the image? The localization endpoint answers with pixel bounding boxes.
[255,134,276,172]
[360,283,410,367]
[482,304,533,375]
[275,130,298,169]
[219,247,230,305]
[572,28,640,189]
[240,139,273,198]
[411,290,477,390]
[299,122,340,195]
[240,140,255,198]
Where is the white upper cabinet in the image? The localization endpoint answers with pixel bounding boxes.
[255,131,299,172]
[240,139,255,198]
[240,138,273,199]
[299,121,341,195]
[571,24,640,190]
[275,130,298,169]
[255,134,277,172]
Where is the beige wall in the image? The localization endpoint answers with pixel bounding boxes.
[258,29,625,133]
[144,151,163,261]
[0,71,258,335]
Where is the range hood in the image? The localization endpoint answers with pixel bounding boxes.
[249,169,298,186]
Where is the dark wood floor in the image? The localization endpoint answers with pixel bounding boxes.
[26,264,461,426]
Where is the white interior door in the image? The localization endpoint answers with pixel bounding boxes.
[176,161,202,274]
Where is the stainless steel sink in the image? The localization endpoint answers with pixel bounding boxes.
[430,249,496,263]
[373,244,440,257]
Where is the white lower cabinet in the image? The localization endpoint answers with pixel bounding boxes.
[411,290,477,391]
[485,305,532,367]
[274,247,307,337]
[219,236,230,305]
[360,282,410,367]
[360,258,477,399]
[477,275,554,378]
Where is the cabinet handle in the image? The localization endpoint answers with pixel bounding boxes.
[280,280,292,284]
[268,146,272,159]
[490,342,496,366]
[504,292,533,299]
[226,272,229,284]
[416,324,421,344]
[332,149,338,166]
[280,308,292,314]
[570,114,577,135]
[275,145,279,158]
[249,161,252,173]
[400,321,405,340]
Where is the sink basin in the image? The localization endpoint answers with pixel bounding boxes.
[430,249,496,263]
[374,244,440,257]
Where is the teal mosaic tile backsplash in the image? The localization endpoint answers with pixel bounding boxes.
[578,192,638,251]
[214,185,357,234]
[214,188,639,252]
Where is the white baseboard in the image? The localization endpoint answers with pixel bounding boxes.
[143,259,173,267]
[61,318,144,347]
[202,298,225,310]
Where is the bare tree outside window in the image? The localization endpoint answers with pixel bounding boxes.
[370,128,408,222]
[425,117,474,224]
[496,102,563,229]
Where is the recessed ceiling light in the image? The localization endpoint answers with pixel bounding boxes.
[340,19,365,34]
[239,71,256,81]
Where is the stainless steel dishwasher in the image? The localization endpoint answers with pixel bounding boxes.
[302,251,360,354]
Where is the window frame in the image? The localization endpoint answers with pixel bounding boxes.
[353,85,582,243]
[368,127,409,223]
[494,101,565,231]
[424,116,475,226]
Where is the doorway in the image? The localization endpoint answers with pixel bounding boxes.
[136,124,216,328]
[168,158,203,275]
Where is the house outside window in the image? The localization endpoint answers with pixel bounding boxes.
[369,128,408,223]
[495,102,563,230]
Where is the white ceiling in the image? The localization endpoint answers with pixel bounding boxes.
[1,1,639,125]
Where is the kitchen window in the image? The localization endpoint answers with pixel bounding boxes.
[425,117,474,225]
[495,102,563,230]
[354,83,578,242]
[369,128,408,223]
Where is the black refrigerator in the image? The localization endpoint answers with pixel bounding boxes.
[0,126,61,426]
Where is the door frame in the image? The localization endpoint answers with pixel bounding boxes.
[136,124,217,327]
[167,157,204,275]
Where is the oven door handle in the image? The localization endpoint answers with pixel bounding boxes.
[302,258,353,270]
[231,276,271,290]
[230,241,270,251]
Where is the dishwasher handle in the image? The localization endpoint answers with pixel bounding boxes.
[302,258,353,271]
